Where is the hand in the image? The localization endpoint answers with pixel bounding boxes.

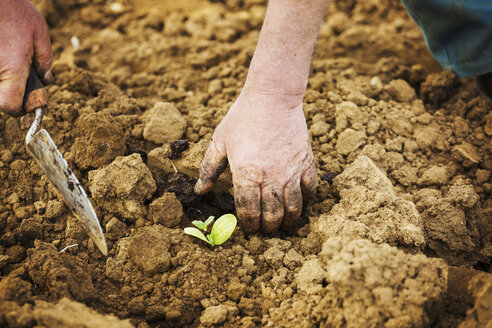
[195,90,317,233]
[0,0,53,117]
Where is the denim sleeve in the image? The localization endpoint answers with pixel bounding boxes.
[401,0,492,78]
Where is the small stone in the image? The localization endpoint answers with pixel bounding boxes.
[10,159,27,171]
[312,113,326,123]
[385,79,416,102]
[418,166,450,186]
[297,259,326,292]
[414,124,448,150]
[310,121,330,137]
[417,113,433,124]
[454,116,470,138]
[283,249,303,270]
[366,120,380,135]
[44,200,66,219]
[14,206,34,220]
[208,80,222,95]
[391,165,418,186]
[385,137,405,152]
[264,238,292,251]
[18,218,42,240]
[142,102,187,144]
[106,217,127,240]
[241,255,256,274]
[336,128,366,155]
[246,236,263,255]
[370,76,383,90]
[238,298,258,317]
[264,246,285,269]
[148,193,183,227]
[404,140,419,153]
[346,91,368,105]
[128,296,145,315]
[452,142,481,164]
[200,305,228,326]
[227,281,247,301]
[476,169,490,184]
[1,150,13,163]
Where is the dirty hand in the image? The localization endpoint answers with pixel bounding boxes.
[195,91,317,233]
[0,0,53,117]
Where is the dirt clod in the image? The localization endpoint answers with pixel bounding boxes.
[127,225,171,275]
[142,102,187,144]
[148,192,183,227]
[89,154,156,220]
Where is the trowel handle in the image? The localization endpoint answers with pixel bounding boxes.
[23,67,48,113]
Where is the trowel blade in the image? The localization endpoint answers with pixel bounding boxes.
[26,129,108,256]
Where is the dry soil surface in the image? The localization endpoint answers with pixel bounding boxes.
[0,0,491,327]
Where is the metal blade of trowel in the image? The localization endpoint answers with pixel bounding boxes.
[23,69,108,256]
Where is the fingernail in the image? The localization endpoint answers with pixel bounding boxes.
[44,70,54,85]
[194,179,204,194]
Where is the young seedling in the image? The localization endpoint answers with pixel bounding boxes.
[184,214,237,249]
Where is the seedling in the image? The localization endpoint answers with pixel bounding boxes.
[184,214,237,249]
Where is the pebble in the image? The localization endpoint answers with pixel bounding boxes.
[200,305,228,326]
[418,166,450,186]
[336,128,366,155]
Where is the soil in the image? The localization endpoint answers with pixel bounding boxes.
[0,0,491,327]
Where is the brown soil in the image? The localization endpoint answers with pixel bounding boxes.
[1,0,491,327]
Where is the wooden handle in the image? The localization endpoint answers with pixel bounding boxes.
[23,67,48,113]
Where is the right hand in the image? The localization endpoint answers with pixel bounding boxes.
[0,0,53,117]
[195,90,318,233]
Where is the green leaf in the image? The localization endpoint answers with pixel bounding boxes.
[203,216,214,229]
[210,214,237,246]
[192,216,215,231]
[192,220,205,230]
[184,227,211,245]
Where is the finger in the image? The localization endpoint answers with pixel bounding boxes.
[301,161,318,199]
[282,178,303,230]
[0,60,31,117]
[194,138,228,195]
[235,184,261,233]
[261,184,285,233]
[33,19,53,84]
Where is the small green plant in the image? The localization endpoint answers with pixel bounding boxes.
[184,214,237,249]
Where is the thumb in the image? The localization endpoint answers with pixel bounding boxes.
[0,61,30,117]
[33,19,53,85]
[194,138,228,195]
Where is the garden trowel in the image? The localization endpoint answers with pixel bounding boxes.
[24,67,108,256]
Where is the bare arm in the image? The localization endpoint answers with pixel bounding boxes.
[245,0,330,97]
[196,0,330,233]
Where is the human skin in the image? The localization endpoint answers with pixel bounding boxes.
[0,0,53,117]
[195,0,331,233]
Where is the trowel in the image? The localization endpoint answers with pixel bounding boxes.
[24,67,108,256]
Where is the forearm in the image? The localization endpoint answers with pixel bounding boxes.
[244,0,331,98]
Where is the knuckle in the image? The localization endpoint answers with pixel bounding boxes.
[0,88,24,114]
[262,209,283,224]
[237,207,261,220]
[286,205,301,214]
